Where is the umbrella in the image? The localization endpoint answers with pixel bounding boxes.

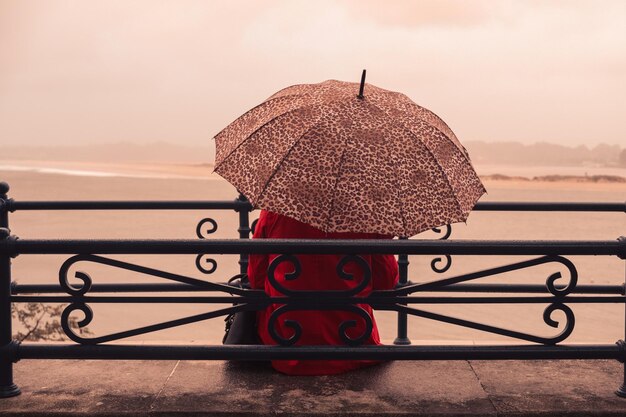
[213,70,486,237]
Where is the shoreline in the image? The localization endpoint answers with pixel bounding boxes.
[1,159,625,185]
[0,160,219,181]
[481,173,626,183]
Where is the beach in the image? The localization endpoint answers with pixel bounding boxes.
[2,160,626,345]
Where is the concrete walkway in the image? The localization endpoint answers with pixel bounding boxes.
[1,359,626,416]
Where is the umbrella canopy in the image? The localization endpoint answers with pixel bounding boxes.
[213,73,486,237]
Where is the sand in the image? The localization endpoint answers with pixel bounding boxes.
[1,162,626,346]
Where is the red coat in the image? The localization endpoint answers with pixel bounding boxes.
[247,210,399,375]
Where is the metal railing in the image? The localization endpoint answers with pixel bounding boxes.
[0,180,625,398]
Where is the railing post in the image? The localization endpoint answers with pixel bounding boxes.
[0,182,20,398]
[394,236,411,345]
[617,237,626,397]
[236,194,251,275]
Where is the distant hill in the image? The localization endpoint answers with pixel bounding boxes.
[464,141,624,167]
[1,142,216,164]
[1,140,624,167]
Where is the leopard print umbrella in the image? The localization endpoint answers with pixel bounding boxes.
[213,75,486,237]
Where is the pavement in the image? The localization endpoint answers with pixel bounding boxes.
[2,358,626,416]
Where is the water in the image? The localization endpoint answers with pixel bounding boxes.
[3,162,624,181]
[3,167,625,345]
[475,164,626,179]
[0,163,209,180]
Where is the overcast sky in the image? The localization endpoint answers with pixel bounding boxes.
[1,0,624,148]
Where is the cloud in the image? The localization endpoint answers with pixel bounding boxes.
[0,0,624,147]
[344,0,493,28]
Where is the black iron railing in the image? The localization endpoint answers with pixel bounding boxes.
[0,180,625,398]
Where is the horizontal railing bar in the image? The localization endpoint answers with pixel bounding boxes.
[4,238,625,256]
[8,200,249,211]
[473,202,626,212]
[6,200,626,213]
[427,283,626,294]
[9,295,626,304]
[11,283,213,293]
[12,282,624,295]
[10,343,623,361]
[9,295,251,303]
[377,296,626,304]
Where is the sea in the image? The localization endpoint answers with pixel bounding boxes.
[2,162,625,345]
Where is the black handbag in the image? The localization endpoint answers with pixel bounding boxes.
[223,274,260,345]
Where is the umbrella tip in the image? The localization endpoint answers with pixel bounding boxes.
[357,69,366,99]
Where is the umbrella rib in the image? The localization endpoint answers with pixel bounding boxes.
[386,135,409,237]
[214,105,310,172]
[215,86,368,172]
[406,101,474,165]
[368,100,466,221]
[213,92,309,140]
[245,93,361,203]
[406,128,465,220]
[255,95,369,221]
[254,121,321,205]
[398,112,486,217]
[324,138,351,232]
[264,84,319,101]
[215,92,352,173]
[389,92,474,166]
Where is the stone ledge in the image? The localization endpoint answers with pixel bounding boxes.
[1,359,625,416]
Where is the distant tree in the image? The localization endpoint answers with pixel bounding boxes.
[11,303,92,342]
[620,149,626,167]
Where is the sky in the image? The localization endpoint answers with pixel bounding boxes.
[0,0,625,148]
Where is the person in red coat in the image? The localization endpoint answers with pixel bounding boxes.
[247,210,399,375]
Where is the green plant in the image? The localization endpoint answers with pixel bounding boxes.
[11,303,92,342]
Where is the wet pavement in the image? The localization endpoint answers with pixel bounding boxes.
[1,358,626,416]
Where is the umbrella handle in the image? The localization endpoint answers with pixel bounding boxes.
[357,69,366,99]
